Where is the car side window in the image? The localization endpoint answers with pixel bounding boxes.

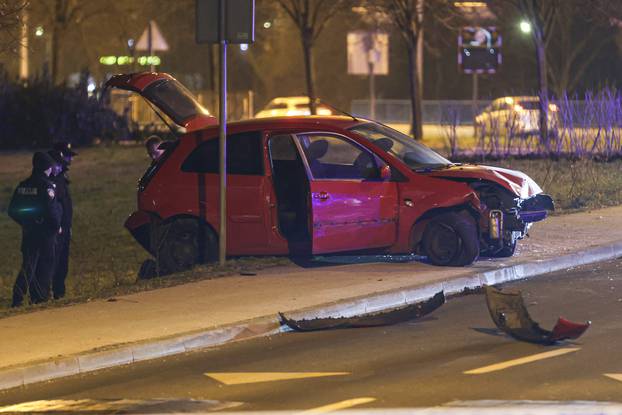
[181,131,263,175]
[296,134,384,180]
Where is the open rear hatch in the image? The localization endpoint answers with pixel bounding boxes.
[103,72,217,133]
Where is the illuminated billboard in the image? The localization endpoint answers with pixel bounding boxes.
[458,26,502,74]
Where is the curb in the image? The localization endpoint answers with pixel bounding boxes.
[2,241,622,391]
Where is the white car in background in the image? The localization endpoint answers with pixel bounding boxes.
[255,96,333,118]
[474,96,559,137]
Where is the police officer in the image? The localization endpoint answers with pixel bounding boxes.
[49,142,77,299]
[8,152,62,307]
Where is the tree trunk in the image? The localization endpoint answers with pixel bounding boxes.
[407,43,423,140]
[535,40,549,150]
[51,23,60,84]
[301,30,317,115]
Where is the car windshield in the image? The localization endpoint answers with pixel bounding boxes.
[265,102,288,110]
[349,123,452,170]
[517,101,540,110]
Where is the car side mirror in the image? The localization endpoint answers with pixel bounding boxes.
[380,165,392,181]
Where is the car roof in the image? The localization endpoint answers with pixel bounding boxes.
[189,116,366,137]
[494,96,539,102]
[269,96,310,104]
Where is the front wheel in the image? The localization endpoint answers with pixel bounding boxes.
[422,211,479,266]
[156,218,218,274]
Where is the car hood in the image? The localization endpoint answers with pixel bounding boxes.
[426,164,543,198]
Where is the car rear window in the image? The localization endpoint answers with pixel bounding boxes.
[181,131,263,175]
[142,79,210,125]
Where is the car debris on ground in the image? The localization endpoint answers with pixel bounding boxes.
[278,291,445,331]
[484,285,590,344]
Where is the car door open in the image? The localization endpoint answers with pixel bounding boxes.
[295,133,399,254]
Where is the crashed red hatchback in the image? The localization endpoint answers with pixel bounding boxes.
[106,73,554,273]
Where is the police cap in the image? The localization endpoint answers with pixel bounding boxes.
[32,152,56,172]
[52,141,78,157]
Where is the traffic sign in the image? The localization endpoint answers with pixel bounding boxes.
[347,31,389,75]
[196,0,255,44]
[136,21,169,51]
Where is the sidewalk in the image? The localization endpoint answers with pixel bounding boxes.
[1,206,622,390]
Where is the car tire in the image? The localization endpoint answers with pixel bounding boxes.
[138,259,158,279]
[422,211,479,266]
[157,218,218,274]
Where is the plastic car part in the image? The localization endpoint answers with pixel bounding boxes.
[484,285,590,344]
[278,291,445,331]
[519,193,555,212]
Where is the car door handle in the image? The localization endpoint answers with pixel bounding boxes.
[313,192,330,201]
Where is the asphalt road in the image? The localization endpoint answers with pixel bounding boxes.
[1,259,622,413]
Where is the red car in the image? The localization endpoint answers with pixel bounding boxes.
[105,73,554,273]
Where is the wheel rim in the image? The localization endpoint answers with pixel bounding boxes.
[428,222,461,264]
[170,230,198,269]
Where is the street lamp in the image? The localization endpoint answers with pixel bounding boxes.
[35,26,44,37]
[519,20,531,34]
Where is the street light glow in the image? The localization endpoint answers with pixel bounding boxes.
[520,21,532,34]
[35,26,44,37]
[240,43,248,51]
[263,21,272,29]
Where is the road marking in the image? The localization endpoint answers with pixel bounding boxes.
[205,372,349,385]
[464,348,580,374]
[300,397,376,413]
[605,373,622,383]
[0,398,240,413]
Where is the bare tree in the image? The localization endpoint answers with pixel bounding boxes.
[0,0,27,56]
[367,0,458,140]
[503,0,559,146]
[275,0,348,114]
[377,0,424,139]
[545,2,607,95]
[32,0,109,84]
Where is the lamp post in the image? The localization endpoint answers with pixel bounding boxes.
[519,20,531,34]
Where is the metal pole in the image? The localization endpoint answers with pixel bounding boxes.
[369,61,376,120]
[472,73,478,112]
[19,7,28,81]
[218,0,227,265]
[148,21,154,72]
[472,72,479,137]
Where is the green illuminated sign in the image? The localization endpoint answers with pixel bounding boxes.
[98,55,161,66]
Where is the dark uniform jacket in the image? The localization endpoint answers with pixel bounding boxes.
[52,171,72,230]
[8,173,62,239]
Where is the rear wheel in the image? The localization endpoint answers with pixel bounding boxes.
[422,211,479,266]
[138,259,157,279]
[157,218,218,274]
